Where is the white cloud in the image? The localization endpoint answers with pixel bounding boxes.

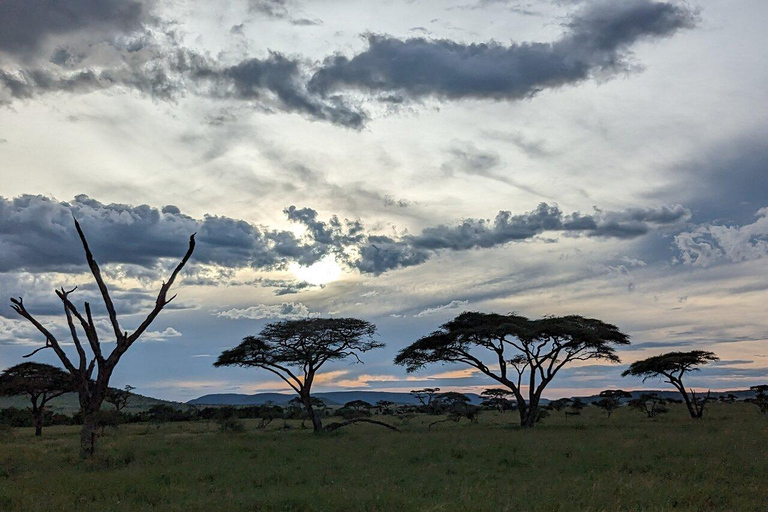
[216,302,318,320]
[415,299,469,317]
[140,327,183,342]
[675,208,768,266]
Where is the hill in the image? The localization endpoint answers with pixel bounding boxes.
[188,391,484,406]
[0,392,189,415]
[188,389,759,407]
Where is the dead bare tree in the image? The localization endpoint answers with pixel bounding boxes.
[10,218,195,458]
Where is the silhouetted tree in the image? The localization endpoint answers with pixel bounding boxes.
[344,400,373,412]
[750,385,768,414]
[428,392,479,430]
[105,385,136,412]
[594,389,632,417]
[628,393,669,418]
[214,318,382,432]
[395,312,629,428]
[410,388,441,413]
[480,388,514,412]
[375,400,395,414]
[548,397,572,414]
[0,363,73,436]
[622,351,719,419]
[564,398,586,420]
[9,219,195,457]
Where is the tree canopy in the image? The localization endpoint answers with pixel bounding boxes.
[395,312,629,427]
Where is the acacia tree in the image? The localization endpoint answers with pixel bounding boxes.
[749,385,768,414]
[214,317,382,432]
[622,350,719,419]
[410,388,441,413]
[395,312,629,428]
[105,385,136,412]
[594,389,632,418]
[480,388,514,412]
[428,392,479,430]
[0,363,73,436]
[375,400,395,414]
[629,393,669,418]
[10,219,195,457]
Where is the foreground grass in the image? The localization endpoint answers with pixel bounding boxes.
[0,404,766,512]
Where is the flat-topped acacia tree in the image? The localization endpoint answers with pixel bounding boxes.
[394,312,630,428]
[0,362,73,436]
[622,350,719,419]
[10,219,195,457]
[214,317,383,432]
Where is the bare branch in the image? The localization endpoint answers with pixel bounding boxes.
[73,217,123,343]
[126,234,196,346]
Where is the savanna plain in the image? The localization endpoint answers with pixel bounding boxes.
[1,403,765,512]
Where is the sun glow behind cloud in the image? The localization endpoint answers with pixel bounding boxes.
[289,256,344,286]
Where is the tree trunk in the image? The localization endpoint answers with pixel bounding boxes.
[677,386,700,419]
[31,402,43,437]
[80,411,98,459]
[519,404,538,428]
[301,395,323,432]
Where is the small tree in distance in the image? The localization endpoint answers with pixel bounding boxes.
[480,388,514,412]
[410,388,441,414]
[622,351,719,419]
[629,393,669,418]
[0,363,73,436]
[105,385,136,412]
[594,389,632,418]
[214,318,382,432]
[749,385,768,414]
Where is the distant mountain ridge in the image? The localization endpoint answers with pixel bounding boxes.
[188,389,759,407]
[188,391,483,406]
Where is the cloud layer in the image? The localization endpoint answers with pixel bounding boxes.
[0,194,691,277]
[0,0,696,127]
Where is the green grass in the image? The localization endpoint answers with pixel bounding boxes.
[0,403,766,512]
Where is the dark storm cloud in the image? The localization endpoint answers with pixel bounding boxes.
[0,0,148,59]
[309,0,697,101]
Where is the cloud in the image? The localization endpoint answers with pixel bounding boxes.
[216,302,317,320]
[415,300,469,317]
[309,0,697,102]
[0,194,335,273]
[0,0,695,128]
[354,202,690,274]
[0,0,148,59]
[247,0,291,18]
[674,207,768,266]
[140,327,183,342]
[0,194,690,278]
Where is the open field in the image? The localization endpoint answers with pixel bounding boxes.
[1,403,766,512]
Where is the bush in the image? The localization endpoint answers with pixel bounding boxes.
[218,417,245,433]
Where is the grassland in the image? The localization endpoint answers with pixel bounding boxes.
[0,402,766,512]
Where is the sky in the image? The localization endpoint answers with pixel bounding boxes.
[1,0,767,402]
